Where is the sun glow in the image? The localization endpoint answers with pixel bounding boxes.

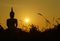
[25,18,29,23]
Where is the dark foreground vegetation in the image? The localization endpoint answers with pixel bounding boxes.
[0,24,60,41]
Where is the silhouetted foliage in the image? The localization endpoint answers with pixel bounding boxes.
[0,22,60,41]
[0,25,4,31]
[30,24,38,33]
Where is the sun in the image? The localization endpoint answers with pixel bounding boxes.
[25,18,29,23]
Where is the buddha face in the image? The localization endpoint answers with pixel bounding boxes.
[10,13,14,19]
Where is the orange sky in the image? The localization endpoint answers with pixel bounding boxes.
[0,0,60,32]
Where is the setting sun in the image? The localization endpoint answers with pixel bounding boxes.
[25,18,29,23]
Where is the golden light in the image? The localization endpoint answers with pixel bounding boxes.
[25,18,29,23]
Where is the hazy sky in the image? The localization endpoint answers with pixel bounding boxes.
[0,0,60,31]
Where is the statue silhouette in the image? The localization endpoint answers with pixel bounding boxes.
[7,7,18,30]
